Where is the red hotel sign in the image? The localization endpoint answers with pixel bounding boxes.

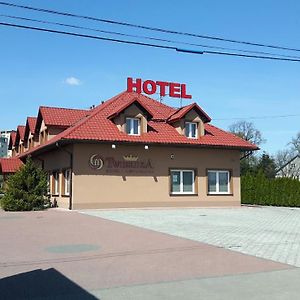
[127,77,192,99]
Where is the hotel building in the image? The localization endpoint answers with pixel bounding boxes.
[0,91,258,209]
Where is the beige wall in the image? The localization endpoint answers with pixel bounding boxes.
[71,143,241,209]
[34,145,73,209]
[48,126,66,139]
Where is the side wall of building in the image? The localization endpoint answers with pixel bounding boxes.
[34,145,73,209]
[72,143,241,209]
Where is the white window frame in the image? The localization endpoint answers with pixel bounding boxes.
[53,172,59,195]
[64,169,71,196]
[185,122,198,139]
[126,117,141,136]
[170,169,195,195]
[208,170,230,194]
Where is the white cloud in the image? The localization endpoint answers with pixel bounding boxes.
[65,77,82,86]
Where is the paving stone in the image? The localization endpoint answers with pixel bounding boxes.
[82,206,300,267]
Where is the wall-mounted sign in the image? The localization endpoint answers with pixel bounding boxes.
[127,77,192,99]
[89,154,153,173]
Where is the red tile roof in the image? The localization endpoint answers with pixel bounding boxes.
[19,91,258,157]
[27,117,37,133]
[39,106,90,127]
[24,117,37,141]
[107,97,154,119]
[168,102,211,123]
[17,125,26,141]
[0,158,23,174]
[8,131,17,149]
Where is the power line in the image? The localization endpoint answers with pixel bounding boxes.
[0,21,176,50]
[214,113,300,121]
[0,1,300,53]
[1,21,300,63]
[1,13,300,60]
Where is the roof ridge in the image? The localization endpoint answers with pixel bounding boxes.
[58,91,128,140]
[167,105,187,119]
[39,105,89,111]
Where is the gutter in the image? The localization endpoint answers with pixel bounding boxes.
[55,141,73,210]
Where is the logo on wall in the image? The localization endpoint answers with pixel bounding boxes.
[89,154,104,170]
[88,154,153,173]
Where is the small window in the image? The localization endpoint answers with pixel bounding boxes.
[208,170,230,194]
[126,118,140,135]
[52,171,59,195]
[185,122,197,139]
[63,169,71,196]
[170,169,195,194]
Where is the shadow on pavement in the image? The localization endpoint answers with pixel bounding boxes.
[0,268,98,299]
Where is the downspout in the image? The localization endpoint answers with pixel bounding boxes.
[55,142,73,210]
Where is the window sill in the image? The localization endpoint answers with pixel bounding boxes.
[170,193,198,197]
[207,193,233,196]
[61,194,70,197]
[51,194,59,197]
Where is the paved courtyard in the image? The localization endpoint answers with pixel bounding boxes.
[1,207,300,299]
[82,206,300,267]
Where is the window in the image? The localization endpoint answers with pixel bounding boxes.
[52,171,59,195]
[62,169,71,196]
[185,122,197,139]
[126,118,140,135]
[170,170,195,194]
[208,170,230,194]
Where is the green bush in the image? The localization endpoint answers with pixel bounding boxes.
[0,157,49,211]
[241,171,300,207]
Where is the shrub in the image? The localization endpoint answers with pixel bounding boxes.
[0,157,49,211]
[241,172,300,207]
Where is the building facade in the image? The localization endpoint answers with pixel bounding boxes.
[1,91,258,209]
[0,131,11,158]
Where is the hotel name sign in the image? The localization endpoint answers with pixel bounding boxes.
[127,77,192,99]
[89,154,153,173]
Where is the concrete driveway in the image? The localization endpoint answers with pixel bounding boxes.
[82,206,300,266]
[0,207,299,299]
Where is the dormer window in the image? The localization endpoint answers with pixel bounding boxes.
[126,118,140,135]
[185,122,197,139]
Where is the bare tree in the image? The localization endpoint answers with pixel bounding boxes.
[274,149,293,171]
[290,132,300,154]
[228,121,265,146]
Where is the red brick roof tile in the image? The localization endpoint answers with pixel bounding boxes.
[16,125,26,142]
[27,117,37,133]
[20,91,258,157]
[8,131,17,149]
[0,158,23,173]
[24,117,37,141]
[167,102,211,123]
[39,106,90,127]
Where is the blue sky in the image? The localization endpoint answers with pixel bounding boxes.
[0,0,299,155]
